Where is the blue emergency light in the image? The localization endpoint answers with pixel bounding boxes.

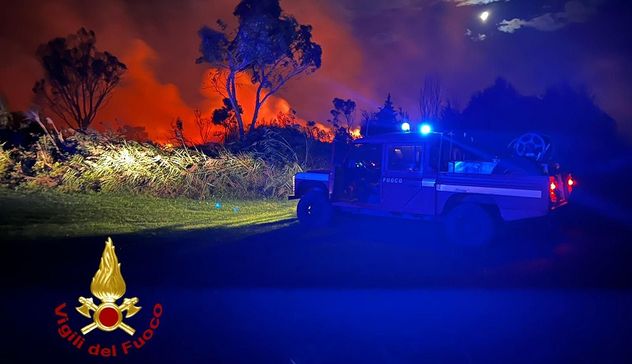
[420,123,432,135]
[401,122,411,132]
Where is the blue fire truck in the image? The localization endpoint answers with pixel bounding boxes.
[290,125,574,245]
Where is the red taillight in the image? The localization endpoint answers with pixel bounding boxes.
[549,176,558,203]
[567,175,575,193]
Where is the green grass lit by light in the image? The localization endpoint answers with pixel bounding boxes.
[0,188,297,240]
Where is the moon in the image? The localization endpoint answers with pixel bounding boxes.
[480,11,490,22]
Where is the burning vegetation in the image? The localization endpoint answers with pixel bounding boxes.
[23,0,328,147]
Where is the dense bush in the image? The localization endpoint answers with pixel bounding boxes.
[0,144,10,177]
[0,130,315,200]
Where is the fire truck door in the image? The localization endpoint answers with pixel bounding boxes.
[381,144,425,212]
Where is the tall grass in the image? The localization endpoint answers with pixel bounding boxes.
[1,132,304,200]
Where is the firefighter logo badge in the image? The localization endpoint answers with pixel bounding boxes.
[76,238,141,336]
[55,237,163,357]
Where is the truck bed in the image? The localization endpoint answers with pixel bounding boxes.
[435,172,551,221]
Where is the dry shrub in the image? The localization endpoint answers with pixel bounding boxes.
[1,132,304,199]
[0,144,11,177]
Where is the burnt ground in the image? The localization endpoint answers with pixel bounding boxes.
[1,197,632,363]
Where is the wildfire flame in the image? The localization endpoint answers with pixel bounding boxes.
[90,238,126,303]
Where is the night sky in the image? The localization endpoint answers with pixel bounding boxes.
[1,0,631,141]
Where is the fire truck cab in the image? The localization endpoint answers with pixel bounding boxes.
[290,128,574,245]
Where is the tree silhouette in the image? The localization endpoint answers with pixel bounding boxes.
[196,0,322,139]
[455,78,621,173]
[439,101,462,131]
[461,78,538,133]
[362,94,401,136]
[331,98,356,129]
[33,28,126,131]
[330,97,356,143]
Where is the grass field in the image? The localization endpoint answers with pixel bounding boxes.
[0,188,297,239]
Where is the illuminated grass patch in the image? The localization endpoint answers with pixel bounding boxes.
[0,133,304,200]
[0,188,297,239]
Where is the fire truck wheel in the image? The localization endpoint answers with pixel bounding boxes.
[443,203,496,246]
[297,190,332,227]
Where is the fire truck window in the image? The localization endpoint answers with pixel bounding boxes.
[345,144,381,170]
[388,146,421,172]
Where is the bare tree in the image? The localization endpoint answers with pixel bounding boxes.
[33,28,126,131]
[193,109,214,144]
[419,75,442,121]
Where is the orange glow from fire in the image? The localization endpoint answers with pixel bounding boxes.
[199,69,331,142]
[97,41,330,145]
[0,0,348,145]
[98,40,206,144]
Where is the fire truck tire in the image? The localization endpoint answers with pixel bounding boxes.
[443,203,496,246]
[297,190,332,227]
